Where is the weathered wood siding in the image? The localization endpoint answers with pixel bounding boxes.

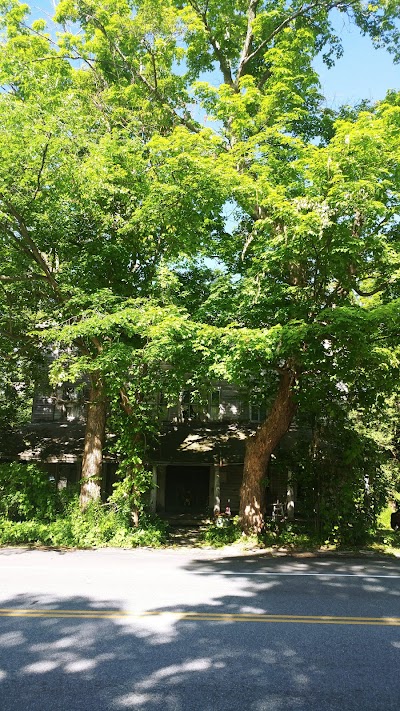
[220,465,243,513]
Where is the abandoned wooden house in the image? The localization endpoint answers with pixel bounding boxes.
[0,382,297,518]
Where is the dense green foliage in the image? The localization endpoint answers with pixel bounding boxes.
[0,463,168,547]
[0,510,168,548]
[201,517,243,547]
[0,0,399,540]
[0,462,61,522]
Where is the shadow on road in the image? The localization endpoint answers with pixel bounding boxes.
[0,552,400,711]
[0,554,400,710]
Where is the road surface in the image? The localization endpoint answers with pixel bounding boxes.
[0,547,399,710]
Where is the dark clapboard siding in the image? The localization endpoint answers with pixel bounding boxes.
[32,396,56,422]
[220,465,243,513]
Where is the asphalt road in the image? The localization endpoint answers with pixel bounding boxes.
[0,547,399,710]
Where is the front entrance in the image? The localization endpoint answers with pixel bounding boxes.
[165,465,210,514]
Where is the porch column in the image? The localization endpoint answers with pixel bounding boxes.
[76,459,82,485]
[156,465,166,513]
[286,470,295,520]
[102,461,107,497]
[213,465,221,515]
[149,466,157,513]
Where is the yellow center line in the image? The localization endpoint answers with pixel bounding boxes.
[0,609,399,625]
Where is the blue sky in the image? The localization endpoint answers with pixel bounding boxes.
[315,19,399,107]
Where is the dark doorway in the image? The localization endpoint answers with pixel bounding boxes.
[165,465,210,513]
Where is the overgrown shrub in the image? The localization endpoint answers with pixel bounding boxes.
[201,517,242,546]
[0,462,61,522]
[0,495,168,548]
[260,521,320,549]
[0,460,169,548]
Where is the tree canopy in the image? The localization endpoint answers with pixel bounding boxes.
[0,0,399,532]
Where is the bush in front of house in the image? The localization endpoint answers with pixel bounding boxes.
[260,520,320,549]
[0,462,168,548]
[201,517,320,549]
[0,498,169,548]
[50,501,169,548]
[0,462,62,522]
[201,516,242,546]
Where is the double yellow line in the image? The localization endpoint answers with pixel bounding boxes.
[0,609,399,626]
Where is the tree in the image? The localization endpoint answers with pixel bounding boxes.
[196,96,400,530]
[0,1,228,507]
[119,0,400,531]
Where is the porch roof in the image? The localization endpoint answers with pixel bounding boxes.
[151,422,257,465]
[0,423,116,464]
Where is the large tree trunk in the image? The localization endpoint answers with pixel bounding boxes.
[239,371,297,533]
[80,375,107,510]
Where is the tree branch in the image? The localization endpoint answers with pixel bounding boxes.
[188,0,234,86]
[142,41,158,92]
[257,67,272,90]
[119,387,134,416]
[353,282,387,297]
[1,208,107,363]
[83,10,201,133]
[33,137,51,201]
[0,274,48,282]
[241,0,348,72]
[236,0,259,86]
[320,281,347,309]
[1,201,62,298]
[20,22,105,84]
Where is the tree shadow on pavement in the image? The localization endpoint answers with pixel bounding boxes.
[0,553,400,711]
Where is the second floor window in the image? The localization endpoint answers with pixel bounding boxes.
[250,404,267,422]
